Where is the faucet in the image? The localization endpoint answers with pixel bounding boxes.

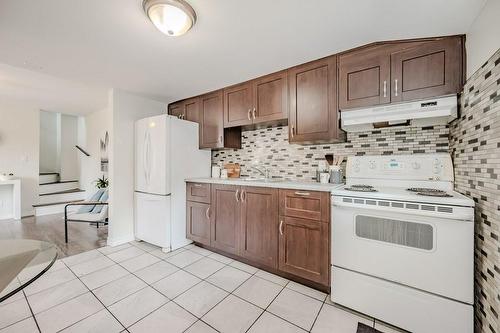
[251,165,270,179]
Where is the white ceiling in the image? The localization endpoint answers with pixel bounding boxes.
[0,0,487,115]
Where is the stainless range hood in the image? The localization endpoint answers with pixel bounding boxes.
[340,95,458,132]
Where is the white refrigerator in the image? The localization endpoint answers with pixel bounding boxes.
[134,115,211,252]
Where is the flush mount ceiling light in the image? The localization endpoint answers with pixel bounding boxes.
[143,0,197,37]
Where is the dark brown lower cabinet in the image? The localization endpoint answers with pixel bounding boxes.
[186,182,330,289]
[278,216,329,286]
[211,184,241,255]
[240,187,278,268]
[186,201,211,246]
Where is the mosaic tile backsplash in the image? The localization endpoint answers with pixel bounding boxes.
[450,48,500,333]
[212,125,450,181]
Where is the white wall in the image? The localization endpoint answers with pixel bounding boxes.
[59,114,79,180]
[39,111,60,173]
[466,0,500,77]
[0,100,39,217]
[79,106,110,196]
[107,89,165,246]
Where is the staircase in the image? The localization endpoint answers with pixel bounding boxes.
[34,172,87,216]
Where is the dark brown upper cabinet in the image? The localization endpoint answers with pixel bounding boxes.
[338,46,391,110]
[288,56,341,144]
[339,36,464,110]
[184,97,201,123]
[199,91,225,149]
[223,82,254,127]
[253,71,288,123]
[390,37,463,103]
[168,101,185,119]
[169,91,240,150]
[224,71,288,128]
[168,97,200,121]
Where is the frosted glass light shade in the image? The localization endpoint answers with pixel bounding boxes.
[143,0,196,36]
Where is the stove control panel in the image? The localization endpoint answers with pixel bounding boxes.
[346,154,454,181]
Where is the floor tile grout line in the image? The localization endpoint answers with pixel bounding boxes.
[243,280,290,333]
[23,289,42,333]
[308,300,326,332]
[29,242,362,333]
[244,279,322,333]
[176,252,264,328]
[178,259,260,333]
[170,245,318,332]
[54,265,129,333]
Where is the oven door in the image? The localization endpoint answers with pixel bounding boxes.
[332,203,473,304]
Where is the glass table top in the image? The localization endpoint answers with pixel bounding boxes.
[0,239,57,303]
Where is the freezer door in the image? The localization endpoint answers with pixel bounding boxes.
[135,116,170,195]
[134,192,171,250]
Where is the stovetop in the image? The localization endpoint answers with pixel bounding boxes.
[333,185,473,207]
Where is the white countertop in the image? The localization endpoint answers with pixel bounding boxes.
[185,178,345,192]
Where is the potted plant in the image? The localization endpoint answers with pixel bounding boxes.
[95,175,109,189]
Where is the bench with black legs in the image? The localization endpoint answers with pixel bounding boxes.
[64,202,109,243]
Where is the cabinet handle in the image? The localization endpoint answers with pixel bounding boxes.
[205,207,210,220]
[279,220,283,236]
[240,189,246,202]
[235,189,240,202]
[194,184,202,187]
[219,135,223,143]
[247,109,252,121]
[294,191,310,196]
[383,80,387,98]
[291,125,295,138]
[394,79,398,97]
[252,108,256,120]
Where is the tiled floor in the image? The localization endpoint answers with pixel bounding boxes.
[0,241,406,333]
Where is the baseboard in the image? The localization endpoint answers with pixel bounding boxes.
[22,209,34,218]
[107,234,135,247]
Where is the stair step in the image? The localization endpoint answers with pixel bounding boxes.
[37,190,87,205]
[39,188,83,196]
[33,200,81,216]
[39,173,59,184]
[40,180,78,185]
[33,200,83,208]
[39,181,80,194]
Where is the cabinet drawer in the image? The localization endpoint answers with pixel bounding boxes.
[279,189,330,222]
[186,183,211,203]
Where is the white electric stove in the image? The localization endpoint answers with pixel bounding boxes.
[331,154,474,333]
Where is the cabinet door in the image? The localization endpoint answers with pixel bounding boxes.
[240,187,278,268]
[390,37,463,103]
[186,201,211,246]
[223,82,253,127]
[253,71,288,123]
[288,56,338,143]
[339,47,391,110]
[168,101,184,118]
[184,97,200,123]
[279,217,329,285]
[211,184,241,255]
[200,91,224,149]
